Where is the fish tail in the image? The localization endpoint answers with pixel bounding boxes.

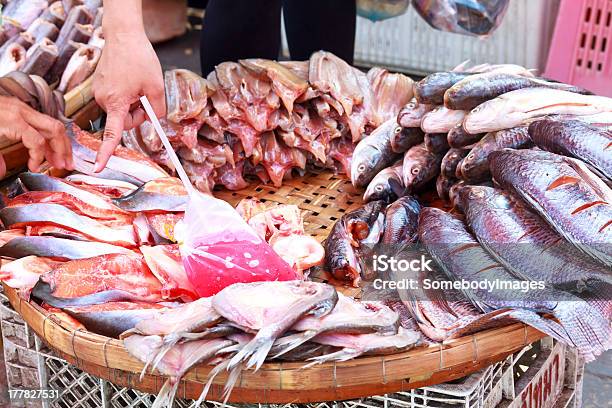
[302,349,360,368]
[246,338,274,371]
[271,331,318,359]
[221,364,242,406]
[151,378,179,408]
[553,301,611,362]
[506,309,573,345]
[149,341,176,374]
[195,359,230,407]
[228,332,273,372]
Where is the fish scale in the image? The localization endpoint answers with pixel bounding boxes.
[419,207,611,362]
[490,149,612,266]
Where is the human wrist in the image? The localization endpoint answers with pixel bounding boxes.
[102,0,145,37]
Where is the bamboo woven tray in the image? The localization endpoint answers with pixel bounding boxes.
[2,172,546,403]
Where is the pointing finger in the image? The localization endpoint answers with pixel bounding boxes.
[95,106,128,172]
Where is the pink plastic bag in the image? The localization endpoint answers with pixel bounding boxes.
[178,193,298,298]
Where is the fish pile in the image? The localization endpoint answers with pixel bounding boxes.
[119,281,419,406]
[0,0,103,100]
[124,51,414,193]
[335,62,612,362]
[352,61,612,204]
[0,122,328,292]
[0,161,419,406]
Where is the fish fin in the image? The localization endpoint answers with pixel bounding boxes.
[228,333,274,372]
[195,359,230,407]
[552,300,611,362]
[271,330,318,359]
[564,157,612,202]
[389,179,406,199]
[505,309,572,346]
[151,378,179,408]
[151,343,176,371]
[302,349,360,368]
[511,183,612,267]
[452,60,471,72]
[221,364,242,406]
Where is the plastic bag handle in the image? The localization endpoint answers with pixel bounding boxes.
[140,96,197,196]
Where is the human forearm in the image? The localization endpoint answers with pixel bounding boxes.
[102,0,145,36]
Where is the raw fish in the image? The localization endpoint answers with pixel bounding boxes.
[113,177,188,212]
[419,207,610,361]
[489,149,612,266]
[32,253,164,307]
[213,280,338,370]
[65,302,166,338]
[351,119,401,188]
[0,236,133,259]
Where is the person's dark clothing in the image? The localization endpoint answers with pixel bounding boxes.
[200,0,356,76]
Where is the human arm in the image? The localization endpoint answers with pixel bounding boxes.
[93,0,166,172]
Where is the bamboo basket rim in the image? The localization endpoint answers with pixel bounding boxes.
[3,283,545,402]
[1,170,547,402]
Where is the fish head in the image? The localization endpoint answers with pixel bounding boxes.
[457,185,506,213]
[448,181,467,211]
[363,169,404,203]
[351,123,401,188]
[403,150,439,191]
[463,98,522,133]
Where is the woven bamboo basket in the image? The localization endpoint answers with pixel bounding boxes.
[1,171,546,403]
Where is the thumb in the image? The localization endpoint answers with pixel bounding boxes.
[95,107,128,173]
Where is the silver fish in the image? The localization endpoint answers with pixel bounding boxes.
[489,149,612,266]
[363,161,404,203]
[529,118,612,181]
[351,119,402,188]
[402,143,443,193]
[419,207,610,361]
[464,88,612,134]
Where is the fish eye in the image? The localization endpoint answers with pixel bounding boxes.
[411,168,420,175]
[468,153,475,160]
[471,106,481,113]
[394,126,402,134]
[358,164,366,172]
[375,185,384,192]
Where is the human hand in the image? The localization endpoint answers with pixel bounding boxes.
[92,31,165,172]
[0,96,73,178]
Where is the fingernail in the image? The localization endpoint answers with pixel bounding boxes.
[93,162,101,173]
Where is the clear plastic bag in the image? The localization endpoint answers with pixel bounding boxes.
[177,193,298,298]
[412,0,510,37]
[357,0,410,22]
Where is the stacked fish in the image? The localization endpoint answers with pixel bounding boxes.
[351,61,612,203]
[0,0,103,96]
[121,281,420,406]
[124,51,414,192]
[0,125,422,406]
[332,62,612,362]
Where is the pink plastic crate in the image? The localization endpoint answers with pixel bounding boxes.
[544,0,612,96]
